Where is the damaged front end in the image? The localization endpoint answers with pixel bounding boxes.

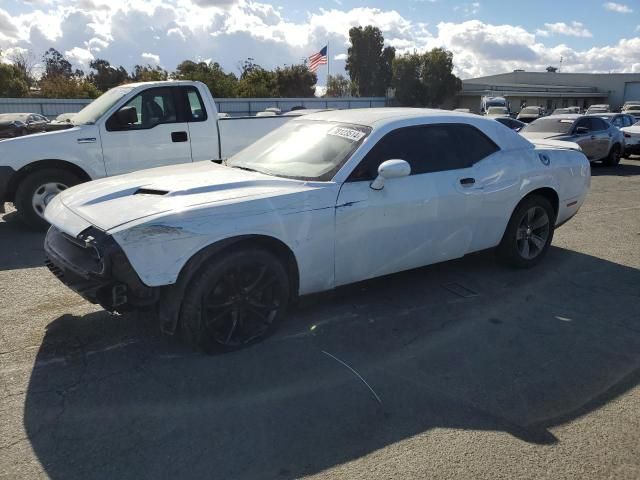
[44,226,160,312]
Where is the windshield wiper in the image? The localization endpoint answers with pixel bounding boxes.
[231,165,260,173]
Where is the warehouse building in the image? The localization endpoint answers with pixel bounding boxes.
[457,71,640,113]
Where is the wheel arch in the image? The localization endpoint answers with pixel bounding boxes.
[5,159,92,202]
[157,234,300,335]
[522,187,559,219]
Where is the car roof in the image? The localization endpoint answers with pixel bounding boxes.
[299,107,487,127]
[541,114,581,120]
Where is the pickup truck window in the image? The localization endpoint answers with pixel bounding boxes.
[73,86,134,125]
[107,87,179,131]
[185,88,207,122]
[226,120,371,181]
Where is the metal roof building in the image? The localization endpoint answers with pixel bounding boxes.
[458,71,640,113]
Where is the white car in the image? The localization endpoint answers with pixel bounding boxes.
[43,108,590,352]
[620,120,640,157]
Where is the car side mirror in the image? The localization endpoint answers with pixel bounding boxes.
[575,126,589,134]
[116,106,138,126]
[370,159,411,190]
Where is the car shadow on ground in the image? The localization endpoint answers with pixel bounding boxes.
[23,246,640,480]
[590,159,640,176]
[0,209,46,271]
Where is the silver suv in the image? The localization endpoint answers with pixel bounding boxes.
[520,114,624,166]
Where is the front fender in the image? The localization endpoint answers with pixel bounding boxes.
[0,126,106,179]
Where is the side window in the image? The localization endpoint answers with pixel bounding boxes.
[107,87,177,131]
[574,118,591,132]
[624,115,634,127]
[611,116,624,128]
[349,124,498,181]
[591,118,608,131]
[184,88,207,122]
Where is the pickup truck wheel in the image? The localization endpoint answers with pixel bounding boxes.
[604,144,621,166]
[180,248,290,353]
[14,169,81,230]
[497,195,555,268]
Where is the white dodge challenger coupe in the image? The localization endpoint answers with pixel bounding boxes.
[43,109,590,352]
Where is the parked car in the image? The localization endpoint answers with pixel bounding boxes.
[517,106,545,124]
[552,107,580,115]
[0,113,48,139]
[485,106,510,118]
[620,120,640,158]
[454,108,472,113]
[521,114,624,165]
[45,113,77,132]
[494,117,526,131]
[621,103,640,121]
[0,80,299,229]
[585,104,610,114]
[44,108,590,352]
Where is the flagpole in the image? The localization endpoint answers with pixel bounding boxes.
[327,41,330,81]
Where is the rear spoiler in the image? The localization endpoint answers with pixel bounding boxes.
[529,139,582,152]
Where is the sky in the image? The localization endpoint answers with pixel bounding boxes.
[0,0,639,86]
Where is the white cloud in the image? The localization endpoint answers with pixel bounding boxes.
[141,52,161,65]
[603,2,633,13]
[540,21,592,38]
[0,0,639,83]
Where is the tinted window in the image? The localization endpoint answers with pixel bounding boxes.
[623,115,634,127]
[184,87,207,122]
[349,124,499,181]
[609,116,624,128]
[591,117,609,131]
[573,118,591,132]
[107,87,178,131]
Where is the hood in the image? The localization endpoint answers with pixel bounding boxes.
[520,131,567,140]
[53,161,325,232]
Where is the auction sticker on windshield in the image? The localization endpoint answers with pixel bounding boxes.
[328,126,366,142]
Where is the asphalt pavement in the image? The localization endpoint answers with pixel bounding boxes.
[1,160,639,480]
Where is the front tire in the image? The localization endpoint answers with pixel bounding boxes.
[14,169,82,230]
[604,144,621,166]
[179,248,290,353]
[497,195,555,268]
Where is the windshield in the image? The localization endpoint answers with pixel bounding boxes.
[72,86,134,125]
[226,120,371,181]
[522,117,575,134]
[487,107,508,115]
[625,106,640,112]
[521,107,540,114]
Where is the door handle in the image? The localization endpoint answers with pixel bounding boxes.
[171,131,188,142]
[590,135,596,140]
[460,177,476,186]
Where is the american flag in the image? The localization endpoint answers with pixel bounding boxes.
[308,46,327,73]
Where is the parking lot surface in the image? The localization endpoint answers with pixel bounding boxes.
[1,160,639,480]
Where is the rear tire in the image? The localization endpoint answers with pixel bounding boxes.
[604,144,621,166]
[14,168,82,230]
[497,195,556,268]
[179,248,290,353]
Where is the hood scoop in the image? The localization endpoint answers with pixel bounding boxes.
[134,188,169,196]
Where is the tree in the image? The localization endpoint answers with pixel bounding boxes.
[131,64,168,82]
[173,60,238,98]
[345,26,395,97]
[325,74,351,97]
[237,59,276,97]
[42,48,75,79]
[392,48,462,107]
[0,63,29,97]
[39,76,101,99]
[7,49,37,89]
[88,59,129,91]
[275,64,316,97]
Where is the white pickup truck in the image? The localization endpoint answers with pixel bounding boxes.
[0,80,296,228]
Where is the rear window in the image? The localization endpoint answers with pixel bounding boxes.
[523,117,574,134]
[521,107,540,114]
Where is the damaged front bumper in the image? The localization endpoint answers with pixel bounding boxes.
[44,226,160,311]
